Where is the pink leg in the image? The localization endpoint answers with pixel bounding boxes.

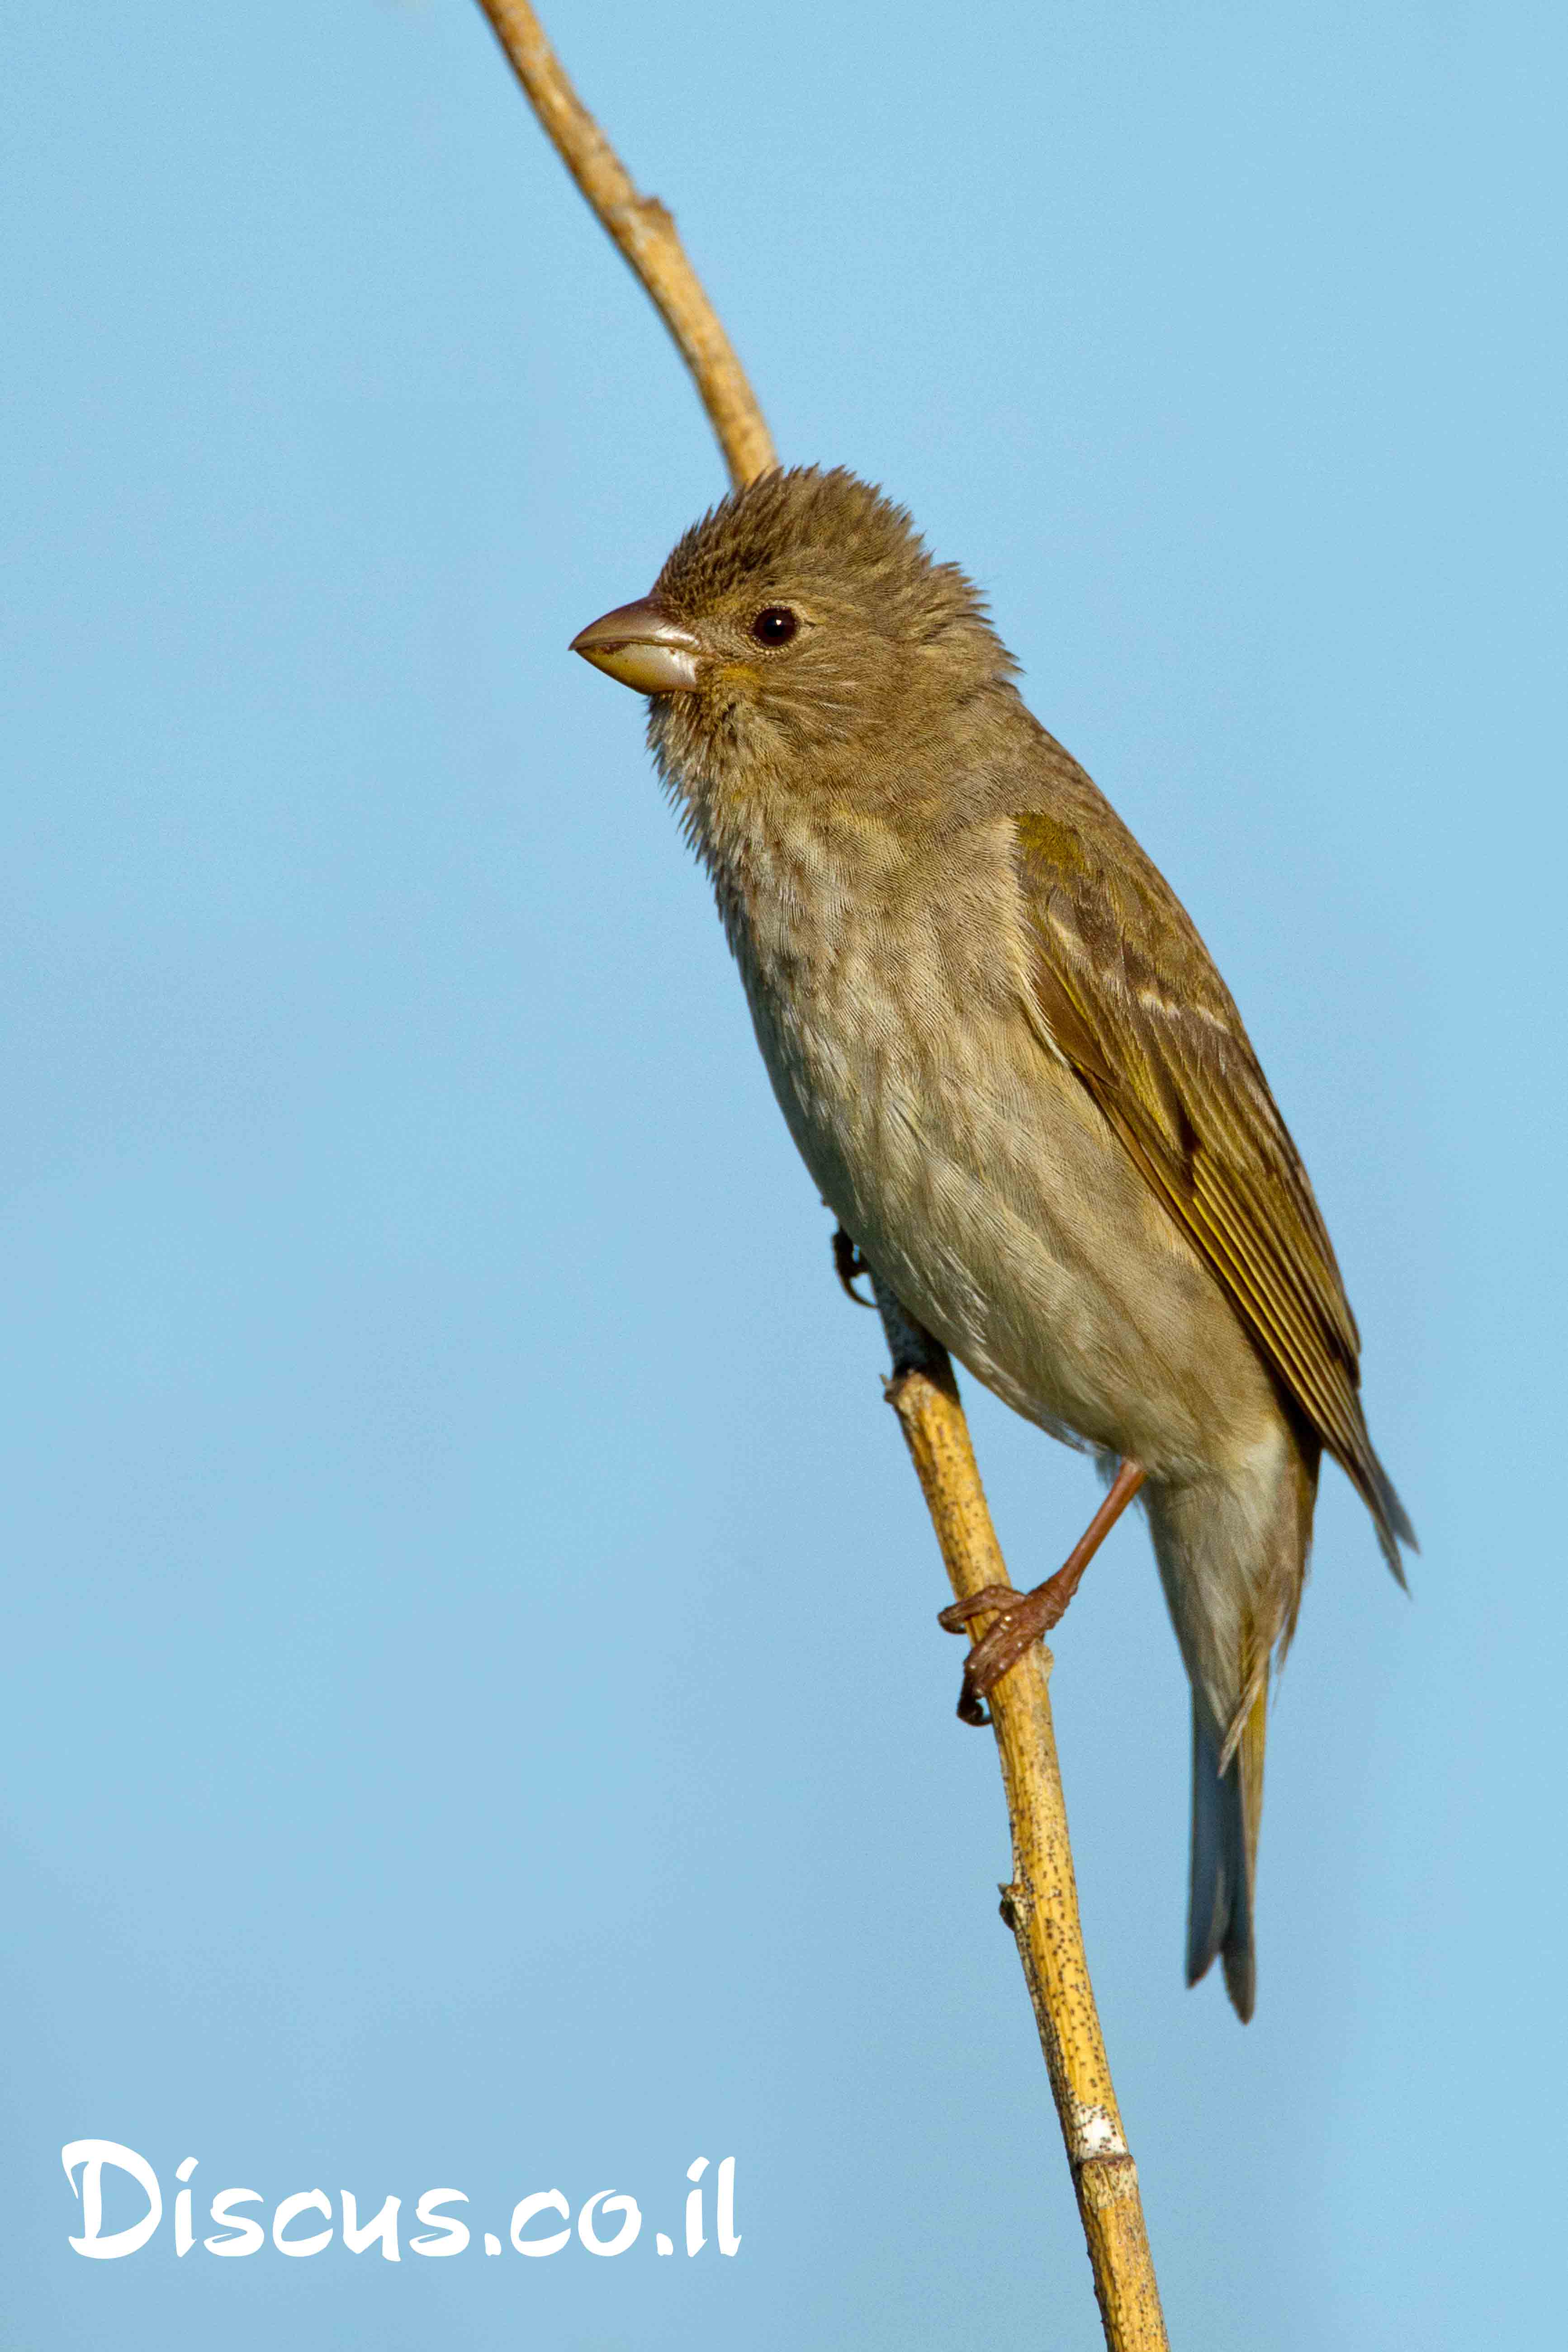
[939,1460,1147,1724]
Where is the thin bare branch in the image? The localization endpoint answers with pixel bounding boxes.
[474,0,776,488]
[873,1286,1170,2352]
[481,8,1168,2341]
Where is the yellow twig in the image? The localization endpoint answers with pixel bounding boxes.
[478,6,1167,2340]
[474,0,776,488]
[873,1286,1169,2351]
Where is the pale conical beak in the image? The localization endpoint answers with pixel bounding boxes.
[570,597,702,694]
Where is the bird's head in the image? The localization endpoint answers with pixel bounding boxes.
[571,467,1014,809]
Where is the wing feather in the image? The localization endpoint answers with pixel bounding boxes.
[1014,801,1413,1572]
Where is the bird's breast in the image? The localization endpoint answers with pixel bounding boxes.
[714,811,1278,1482]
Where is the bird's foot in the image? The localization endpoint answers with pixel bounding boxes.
[938,1562,1090,1726]
[936,1457,1148,1725]
[832,1225,875,1307]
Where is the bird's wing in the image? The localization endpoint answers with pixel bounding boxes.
[1012,796,1413,1571]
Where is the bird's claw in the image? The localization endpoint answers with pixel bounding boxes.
[832,1225,876,1307]
[938,1585,1019,1633]
[939,1560,1086,1725]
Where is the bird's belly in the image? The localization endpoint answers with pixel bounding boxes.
[747,974,1274,1483]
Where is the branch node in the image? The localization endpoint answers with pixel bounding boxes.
[1078,2152,1142,2207]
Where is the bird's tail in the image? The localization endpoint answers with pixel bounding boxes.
[1186,1679,1266,2024]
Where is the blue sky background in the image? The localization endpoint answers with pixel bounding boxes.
[3,3,1563,2345]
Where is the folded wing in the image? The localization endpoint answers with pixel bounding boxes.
[1013,794,1414,1573]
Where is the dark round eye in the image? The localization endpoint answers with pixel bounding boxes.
[750,605,799,647]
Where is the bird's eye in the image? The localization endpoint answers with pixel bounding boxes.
[750,606,799,647]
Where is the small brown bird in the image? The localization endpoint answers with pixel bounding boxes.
[572,467,1413,2020]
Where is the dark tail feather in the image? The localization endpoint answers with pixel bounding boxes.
[1186,1689,1265,2023]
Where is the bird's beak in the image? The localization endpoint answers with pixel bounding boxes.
[569,597,702,694]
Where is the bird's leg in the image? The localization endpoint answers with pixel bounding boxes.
[832,1224,876,1307]
[939,1459,1147,1725]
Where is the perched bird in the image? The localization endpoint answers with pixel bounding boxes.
[572,466,1413,2020]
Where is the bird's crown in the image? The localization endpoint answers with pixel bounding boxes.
[653,465,993,646]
